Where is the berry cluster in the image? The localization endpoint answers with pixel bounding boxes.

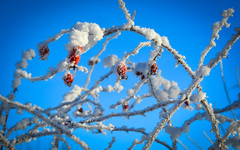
[62,46,83,87]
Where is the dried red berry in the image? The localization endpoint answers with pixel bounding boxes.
[63,73,74,87]
[39,45,49,60]
[64,121,71,126]
[117,62,127,76]
[141,75,145,80]
[184,101,190,106]
[150,62,158,74]
[88,60,94,66]
[123,102,129,110]
[78,107,84,113]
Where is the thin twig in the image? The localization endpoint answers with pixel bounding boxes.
[220,60,237,120]
[185,133,203,150]
[202,131,214,145]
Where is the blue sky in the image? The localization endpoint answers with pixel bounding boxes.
[0,0,240,149]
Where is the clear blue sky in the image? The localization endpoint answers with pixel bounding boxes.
[0,0,240,149]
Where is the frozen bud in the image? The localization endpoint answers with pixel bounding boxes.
[88,57,100,66]
[88,60,94,66]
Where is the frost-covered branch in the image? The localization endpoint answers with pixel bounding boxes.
[220,60,237,120]
[0,133,16,150]
[1,1,239,149]
[84,32,121,89]
[198,8,234,68]
[0,95,90,150]
[201,99,223,148]
[80,100,174,123]
[118,0,134,25]
[113,126,173,150]
[105,137,116,150]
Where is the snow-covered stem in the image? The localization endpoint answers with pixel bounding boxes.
[220,60,237,120]
[176,139,188,150]
[172,140,177,150]
[105,137,116,150]
[118,0,134,25]
[128,137,146,150]
[104,25,195,78]
[40,29,70,45]
[45,99,99,113]
[0,95,90,150]
[0,133,16,150]
[178,100,240,132]
[237,65,240,87]
[59,137,71,150]
[28,67,58,82]
[163,44,195,78]
[198,8,234,68]
[221,120,240,143]
[128,94,151,110]
[14,131,58,145]
[214,100,240,113]
[185,133,203,150]
[110,78,149,109]
[80,100,174,124]
[44,70,112,114]
[201,99,223,148]
[123,41,153,61]
[1,1,239,149]
[113,126,173,150]
[6,117,39,138]
[207,27,240,69]
[142,100,184,149]
[84,32,121,89]
[202,131,214,145]
[51,135,60,150]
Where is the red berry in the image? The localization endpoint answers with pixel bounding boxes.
[68,46,82,65]
[184,101,190,106]
[39,45,49,60]
[123,102,129,110]
[68,54,80,65]
[64,121,71,126]
[150,62,158,74]
[63,73,74,87]
[117,62,127,76]
[141,75,145,80]
[78,107,84,113]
